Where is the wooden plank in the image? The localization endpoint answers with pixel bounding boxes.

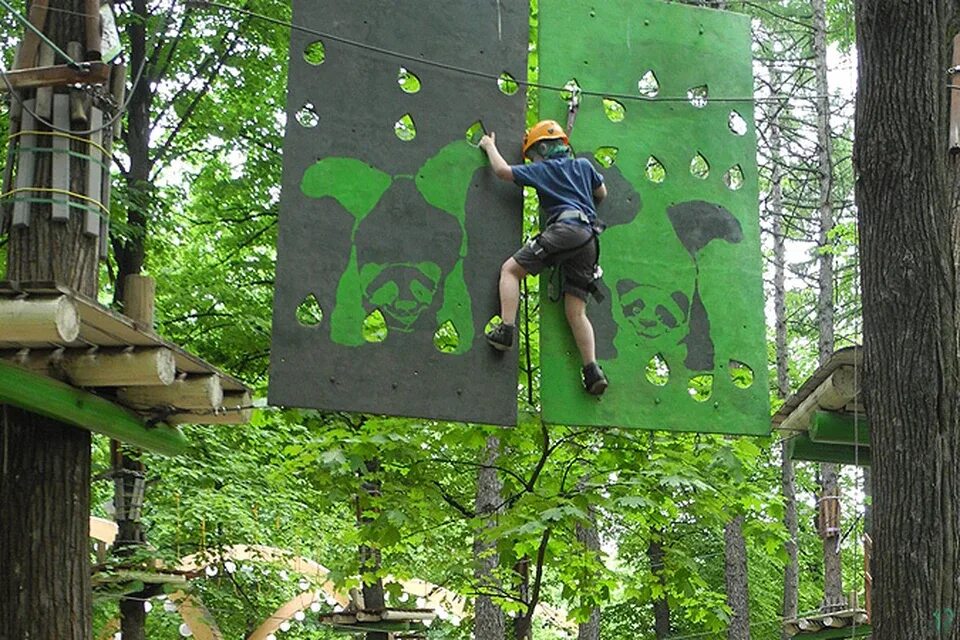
[51,94,70,221]
[0,62,111,92]
[809,411,870,447]
[779,366,859,433]
[12,0,49,70]
[11,101,36,228]
[772,346,861,426]
[84,108,103,236]
[0,295,80,343]
[118,375,223,411]
[168,391,252,425]
[34,44,55,118]
[61,347,177,387]
[787,433,871,467]
[790,624,871,639]
[0,359,189,455]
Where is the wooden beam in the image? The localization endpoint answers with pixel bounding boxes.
[0,359,188,456]
[787,433,871,467]
[122,274,156,328]
[779,366,858,433]
[0,62,111,92]
[809,411,870,447]
[0,296,80,343]
[118,375,223,410]
[12,0,49,70]
[61,347,177,387]
[167,391,252,425]
[789,624,871,639]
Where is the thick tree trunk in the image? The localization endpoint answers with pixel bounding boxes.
[474,436,506,640]
[854,1,960,638]
[0,407,92,640]
[724,515,751,640]
[1,1,103,638]
[648,534,671,639]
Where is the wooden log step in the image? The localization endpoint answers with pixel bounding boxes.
[167,391,252,425]
[62,347,176,387]
[1,348,67,380]
[118,375,222,410]
[0,295,80,343]
[380,609,436,621]
[780,366,858,433]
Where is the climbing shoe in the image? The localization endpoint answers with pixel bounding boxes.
[582,362,608,396]
[485,322,515,351]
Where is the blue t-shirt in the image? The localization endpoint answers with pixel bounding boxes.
[511,157,604,224]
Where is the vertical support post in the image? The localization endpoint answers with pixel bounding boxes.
[84,0,101,61]
[11,100,36,229]
[122,274,156,328]
[84,108,102,237]
[51,94,69,222]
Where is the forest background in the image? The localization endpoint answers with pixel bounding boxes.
[0,0,868,638]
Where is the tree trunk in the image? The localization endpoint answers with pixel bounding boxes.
[0,407,92,640]
[854,2,960,638]
[474,436,506,640]
[113,443,147,640]
[811,0,845,611]
[724,515,751,640]
[1,0,104,637]
[768,57,799,638]
[576,500,601,640]
[513,557,532,640]
[358,458,387,640]
[648,534,671,639]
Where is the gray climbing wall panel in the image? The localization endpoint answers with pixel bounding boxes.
[269,0,527,425]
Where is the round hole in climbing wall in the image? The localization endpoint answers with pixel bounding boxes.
[728,110,748,135]
[687,85,709,108]
[593,146,618,168]
[303,40,325,65]
[296,103,319,128]
[645,156,666,183]
[398,67,421,93]
[728,360,754,389]
[296,293,323,327]
[688,374,713,401]
[603,98,626,123]
[362,309,388,343]
[645,354,670,386]
[638,70,659,98]
[498,71,519,95]
[433,320,460,353]
[394,113,417,141]
[466,121,486,146]
[560,78,581,102]
[690,152,710,180]
[724,165,744,190]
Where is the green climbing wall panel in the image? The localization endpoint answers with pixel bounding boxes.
[539,0,770,434]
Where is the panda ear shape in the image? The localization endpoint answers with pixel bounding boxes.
[672,291,691,319]
[617,279,640,297]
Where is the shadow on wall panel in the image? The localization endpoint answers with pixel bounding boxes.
[269,1,526,425]
[539,0,770,435]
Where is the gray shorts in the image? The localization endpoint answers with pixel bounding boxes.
[513,221,597,301]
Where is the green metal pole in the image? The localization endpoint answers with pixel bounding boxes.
[0,360,189,456]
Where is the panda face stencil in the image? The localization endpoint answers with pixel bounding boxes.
[360,262,442,332]
[617,280,689,341]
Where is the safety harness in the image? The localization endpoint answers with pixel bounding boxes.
[531,209,605,303]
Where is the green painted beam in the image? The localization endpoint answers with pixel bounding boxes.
[810,411,870,446]
[0,360,189,456]
[788,432,871,467]
[792,623,871,639]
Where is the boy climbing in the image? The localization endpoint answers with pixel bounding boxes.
[479,120,609,395]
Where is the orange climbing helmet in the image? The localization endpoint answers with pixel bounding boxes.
[522,119,569,156]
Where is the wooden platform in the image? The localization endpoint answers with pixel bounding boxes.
[772,346,870,466]
[0,282,251,426]
[784,609,870,638]
[319,608,434,638]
